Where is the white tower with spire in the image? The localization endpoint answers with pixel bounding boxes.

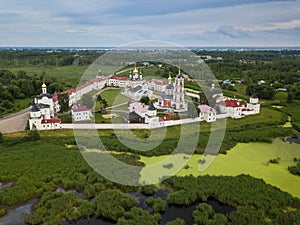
[172,67,186,110]
[42,83,47,94]
[133,63,139,80]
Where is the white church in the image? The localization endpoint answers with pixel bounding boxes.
[29,83,62,130]
[156,70,187,112]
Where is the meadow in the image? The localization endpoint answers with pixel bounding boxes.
[3,65,88,88]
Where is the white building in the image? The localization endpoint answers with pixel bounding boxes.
[216,94,260,119]
[245,94,260,115]
[129,65,143,81]
[147,79,167,92]
[124,85,153,101]
[198,104,217,122]
[29,83,61,130]
[217,99,246,119]
[128,102,159,128]
[35,83,55,117]
[157,71,187,112]
[71,104,92,122]
[129,102,149,118]
[106,74,129,87]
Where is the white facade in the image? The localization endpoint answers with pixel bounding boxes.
[198,105,217,122]
[71,105,92,122]
[216,96,260,119]
[246,94,260,115]
[29,83,62,130]
[129,102,149,118]
[147,79,167,92]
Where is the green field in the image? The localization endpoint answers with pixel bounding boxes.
[118,65,167,79]
[140,138,300,198]
[3,65,88,87]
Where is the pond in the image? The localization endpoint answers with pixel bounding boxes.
[62,189,235,225]
[140,138,300,198]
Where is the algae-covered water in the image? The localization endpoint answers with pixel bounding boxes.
[140,139,300,198]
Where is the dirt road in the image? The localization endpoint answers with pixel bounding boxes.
[0,108,30,133]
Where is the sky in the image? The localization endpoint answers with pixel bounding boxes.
[0,0,299,47]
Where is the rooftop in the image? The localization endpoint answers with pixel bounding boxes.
[72,104,91,112]
[219,99,246,108]
[130,102,149,113]
[198,104,216,113]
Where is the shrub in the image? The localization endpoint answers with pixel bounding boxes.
[27,129,40,141]
[0,208,5,217]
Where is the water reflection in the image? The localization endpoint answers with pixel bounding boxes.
[286,136,300,144]
[0,198,38,225]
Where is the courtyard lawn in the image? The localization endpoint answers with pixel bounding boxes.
[100,88,129,107]
[139,138,300,198]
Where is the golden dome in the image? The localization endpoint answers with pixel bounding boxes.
[168,72,172,82]
[42,83,47,88]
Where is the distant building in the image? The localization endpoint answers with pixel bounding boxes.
[245,94,260,115]
[217,99,246,119]
[216,94,260,119]
[223,79,232,85]
[71,104,92,122]
[129,64,143,81]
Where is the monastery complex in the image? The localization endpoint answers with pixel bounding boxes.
[29,64,260,130]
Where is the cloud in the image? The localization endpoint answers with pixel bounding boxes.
[271,19,300,30]
[0,0,299,46]
[210,25,251,38]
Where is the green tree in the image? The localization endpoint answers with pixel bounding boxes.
[7,84,25,99]
[48,83,64,93]
[0,132,2,143]
[58,93,69,112]
[146,197,166,213]
[97,94,108,113]
[246,84,275,100]
[94,190,137,221]
[117,207,160,225]
[140,96,150,105]
[141,185,156,196]
[27,129,40,141]
[0,208,5,217]
[166,218,186,225]
[188,102,198,118]
[82,93,94,109]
